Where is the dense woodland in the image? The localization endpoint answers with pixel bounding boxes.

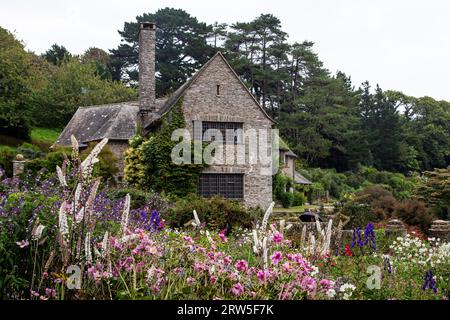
[1,7,449,174]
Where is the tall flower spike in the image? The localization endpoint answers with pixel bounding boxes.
[70,135,79,159]
[84,232,92,264]
[261,201,275,231]
[58,201,69,236]
[56,165,67,188]
[193,210,201,227]
[121,194,131,235]
[81,138,108,178]
[252,229,260,253]
[322,219,333,255]
[262,237,268,269]
[101,231,109,258]
[74,183,82,210]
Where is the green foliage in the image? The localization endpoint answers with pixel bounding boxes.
[125,98,207,197]
[279,191,294,208]
[415,166,450,220]
[292,192,307,206]
[123,135,146,187]
[0,149,15,176]
[167,194,257,230]
[26,151,67,177]
[16,142,46,159]
[0,190,59,298]
[108,187,170,213]
[338,184,436,232]
[272,173,292,200]
[41,44,71,66]
[30,127,60,144]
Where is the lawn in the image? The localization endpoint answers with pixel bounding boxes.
[30,127,61,144]
[273,204,320,213]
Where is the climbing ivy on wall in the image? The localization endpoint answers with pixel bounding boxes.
[124,97,207,197]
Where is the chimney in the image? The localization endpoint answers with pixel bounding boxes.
[138,22,156,117]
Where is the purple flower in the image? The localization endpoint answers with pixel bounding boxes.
[422,270,438,293]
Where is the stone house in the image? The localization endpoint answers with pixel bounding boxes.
[279,138,312,192]
[56,22,287,209]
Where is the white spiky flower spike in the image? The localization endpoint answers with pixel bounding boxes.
[252,229,259,253]
[101,231,109,258]
[279,219,285,234]
[75,207,84,224]
[32,225,45,241]
[261,201,275,231]
[56,165,67,188]
[70,135,79,158]
[310,234,316,255]
[81,138,108,177]
[120,194,131,234]
[315,217,322,234]
[300,225,307,244]
[322,219,333,255]
[262,237,268,269]
[74,183,82,209]
[205,230,214,244]
[58,201,69,236]
[84,232,92,264]
[193,210,201,227]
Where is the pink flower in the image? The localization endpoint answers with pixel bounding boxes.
[45,288,56,298]
[257,269,269,283]
[300,276,317,292]
[223,256,232,265]
[231,283,244,296]
[282,262,292,273]
[235,260,248,272]
[194,263,207,273]
[270,251,283,265]
[16,240,29,248]
[319,279,334,291]
[210,275,218,284]
[183,236,194,244]
[187,277,196,286]
[272,232,283,243]
[219,229,228,243]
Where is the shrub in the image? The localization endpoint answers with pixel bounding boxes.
[108,188,169,214]
[279,192,294,208]
[292,192,306,206]
[393,199,436,232]
[0,149,15,176]
[16,142,46,159]
[338,201,377,229]
[167,195,255,230]
[26,151,66,177]
[272,173,292,201]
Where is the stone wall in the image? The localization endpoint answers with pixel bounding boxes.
[182,54,274,209]
[107,141,129,177]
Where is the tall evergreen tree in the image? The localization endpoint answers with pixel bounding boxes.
[109,7,215,96]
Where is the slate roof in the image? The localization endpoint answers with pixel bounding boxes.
[294,171,312,185]
[56,52,274,147]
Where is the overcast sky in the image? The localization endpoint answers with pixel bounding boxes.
[2,0,449,100]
